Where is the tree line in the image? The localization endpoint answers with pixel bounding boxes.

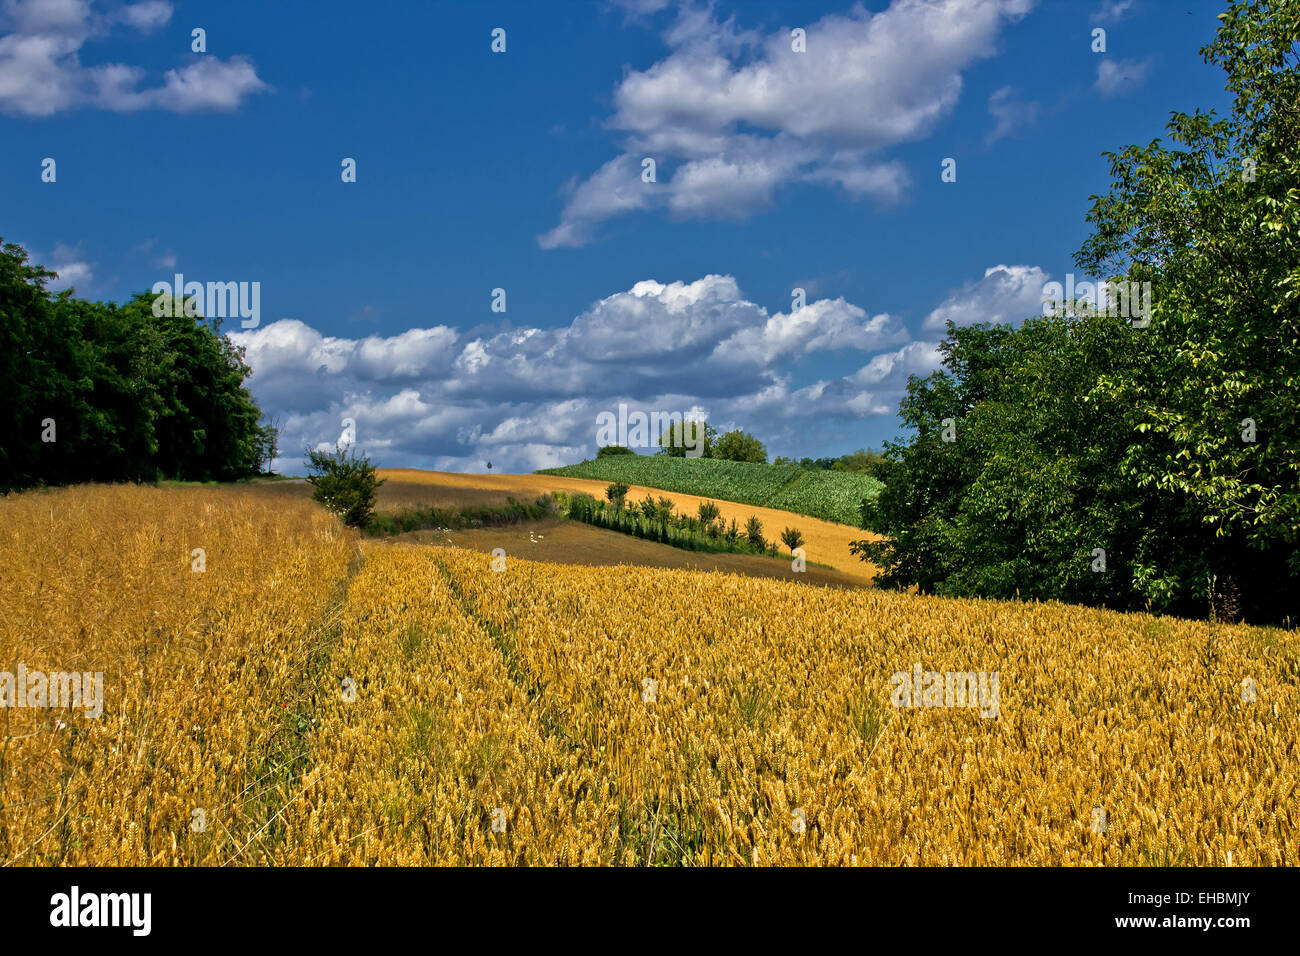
[0,240,276,492]
[601,421,884,471]
[855,1,1298,625]
[599,420,772,463]
[568,484,807,559]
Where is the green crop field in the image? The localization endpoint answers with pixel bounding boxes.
[537,456,882,526]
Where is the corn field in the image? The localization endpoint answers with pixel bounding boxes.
[2,486,1296,865]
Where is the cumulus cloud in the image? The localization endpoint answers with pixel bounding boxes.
[541,0,1035,247]
[0,0,268,117]
[714,297,908,365]
[849,340,943,387]
[923,263,1049,331]
[1095,57,1149,97]
[231,275,937,473]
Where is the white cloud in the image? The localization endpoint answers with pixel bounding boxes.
[1090,0,1135,24]
[0,32,83,114]
[131,236,176,269]
[542,0,1035,246]
[805,157,910,202]
[923,263,1049,331]
[146,57,268,112]
[665,148,798,219]
[538,155,653,250]
[6,0,90,34]
[352,327,460,380]
[0,0,267,116]
[118,0,170,32]
[608,0,675,18]
[231,274,933,473]
[848,340,943,386]
[43,241,93,291]
[713,297,908,365]
[985,85,1039,145]
[1095,57,1149,97]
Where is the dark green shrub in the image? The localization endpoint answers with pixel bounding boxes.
[305,446,386,528]
[566,491,600,521]
[605,481,630,510]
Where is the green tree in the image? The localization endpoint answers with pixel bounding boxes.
[657,420,716,457]
[780,526,805,554]
[306,445,386,528]
[744,515,765,550]
[853,315,1200,611]
[1073,0,1299,615]
[851,2,1300,623]
[712,429,767,463]
[0,240,275,491]
[838,448,882,473]
[605,481,630,510]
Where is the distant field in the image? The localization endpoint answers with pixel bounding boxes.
[537,456,882,526]
[229,468,879,583]
[236,475,527,512]
[371,468,879,585]
[390,518,864,589]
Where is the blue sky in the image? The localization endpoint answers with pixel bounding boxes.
[2,0,1234,472]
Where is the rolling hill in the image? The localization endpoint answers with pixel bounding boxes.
[537,456,882,526]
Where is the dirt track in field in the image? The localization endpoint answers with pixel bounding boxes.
[384,518,866,590]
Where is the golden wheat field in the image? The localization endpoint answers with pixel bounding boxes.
[1,484,1296,865]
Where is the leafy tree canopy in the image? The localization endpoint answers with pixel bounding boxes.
[0,239,277,491]
[713,429,768,463]
[854,1,1299,624]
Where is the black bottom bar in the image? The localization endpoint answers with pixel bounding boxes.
[3,866,1289,943]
